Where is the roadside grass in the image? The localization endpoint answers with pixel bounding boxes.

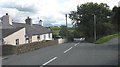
[95,33,120,44]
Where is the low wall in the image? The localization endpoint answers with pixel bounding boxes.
[2,45,16,56]
[2,39,66,56]
[58,38,66,44]
[16,40,58,54]
[2,40,62,56]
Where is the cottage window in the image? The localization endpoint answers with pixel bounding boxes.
[16,39,19,45]
[44,35,46,40]
[49,33,51,38]
[26,38,29,40]
[37,35,40,40]
[25,35,29,40]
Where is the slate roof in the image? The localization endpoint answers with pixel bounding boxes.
[1,22,52,38]
[1,23,15,29]
[13,22,52,35]
[2,27,24,38]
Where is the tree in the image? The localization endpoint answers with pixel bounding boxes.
[69,2,113,42]
[112,6,120,32]
[59,25,74,41]
[118,7,120,32]
[59,25,67,37]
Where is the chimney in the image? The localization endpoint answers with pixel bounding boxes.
[25,17,32,26]
[2,13,13,25]
[41,21,43,26]
[6,13,8,15]
[39,19,43,26]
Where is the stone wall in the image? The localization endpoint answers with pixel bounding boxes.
[2,40,58,56]
[16,40,58,54]
[2,39,66,56]
[2,45,16,56]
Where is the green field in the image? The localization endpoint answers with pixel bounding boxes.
[50,26,60,36]
[95,33,120,44]
[50,26,74,36]
[52,29,60,35]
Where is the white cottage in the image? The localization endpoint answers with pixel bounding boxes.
[0,13,53,45]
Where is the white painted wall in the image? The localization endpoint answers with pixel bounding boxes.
[39,33,52,41]
[58,38,66,44]
[31,33,53,42]
[4,28,26,45]
[40,35,44,41]
[32,35,38,42]
[43,33,52,40]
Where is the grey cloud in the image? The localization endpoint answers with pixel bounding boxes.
[1,3,38,13]
[15,5,38,13]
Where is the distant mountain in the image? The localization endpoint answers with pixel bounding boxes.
[43,22,53,27]
[43,21,73,27]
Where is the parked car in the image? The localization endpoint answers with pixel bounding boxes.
[73,38,85,42]
[55,36,63,39]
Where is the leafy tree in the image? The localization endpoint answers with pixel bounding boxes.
[69,2,113,42]
[118,7,120,32]
[59,25,74,41]
[112,6,120,32]
[59,25,67,37]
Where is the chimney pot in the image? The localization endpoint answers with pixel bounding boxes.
[25,17,32,26]
[6,13,8,15]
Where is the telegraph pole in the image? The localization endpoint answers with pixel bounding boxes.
[93,14,96,43]
[66,14,67,28]
[65,14,68,41]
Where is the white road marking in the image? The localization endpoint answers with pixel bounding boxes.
[40,57,58,67]
[64,47,73,53]
[2,57,8,60]
[74,43,79,46]
[40,43,79,67]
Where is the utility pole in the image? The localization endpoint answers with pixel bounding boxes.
[93,14,96,43]
[66,14,67,28]
[65,14,68,41]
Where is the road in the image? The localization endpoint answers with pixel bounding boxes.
[2,37,118,66]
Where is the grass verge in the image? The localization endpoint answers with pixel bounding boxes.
[95,33,120,44]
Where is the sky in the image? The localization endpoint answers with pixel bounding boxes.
[0,0,119,27]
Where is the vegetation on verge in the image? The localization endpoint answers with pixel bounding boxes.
[50,26,60,36]
[69,2,119,42]
[51,26,74,40]
[51,2,120,43]
[95,33,120,44]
